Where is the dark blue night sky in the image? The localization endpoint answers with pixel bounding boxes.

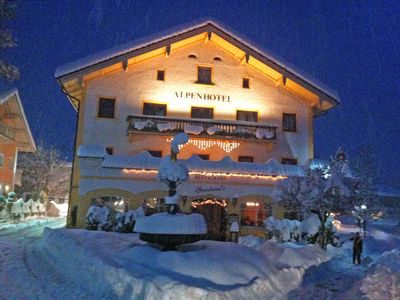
[2,0,399,186]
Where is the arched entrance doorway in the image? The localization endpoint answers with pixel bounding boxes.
[192,198,227,241]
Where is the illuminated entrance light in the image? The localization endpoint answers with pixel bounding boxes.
[166,138,240,153]
[122,168,287,181]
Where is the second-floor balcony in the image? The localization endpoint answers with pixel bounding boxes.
[0,121,16,141]
[127,115,277,142]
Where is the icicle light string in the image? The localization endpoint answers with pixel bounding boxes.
[166,138,240,152]
[191,199,227,208]
[122,168,287,181]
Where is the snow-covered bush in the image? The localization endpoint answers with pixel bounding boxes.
[114,207,145,233]
[86,205,112,231]
[264,217,301,242]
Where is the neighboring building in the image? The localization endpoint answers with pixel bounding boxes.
[0,88,36,195]
[56,20,339,237]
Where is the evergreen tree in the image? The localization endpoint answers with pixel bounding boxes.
[0,0,18,82]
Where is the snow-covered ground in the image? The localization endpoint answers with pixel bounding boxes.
[0,216,399,299]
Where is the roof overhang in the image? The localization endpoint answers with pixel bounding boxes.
[56,19,340,115]
[0,88,36,152]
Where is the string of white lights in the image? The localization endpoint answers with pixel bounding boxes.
[166,138,240,152]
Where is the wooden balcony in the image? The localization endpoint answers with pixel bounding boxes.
[127,115,277,142]
[0,121,15,141]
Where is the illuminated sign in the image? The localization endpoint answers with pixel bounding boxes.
[175,91,231,102]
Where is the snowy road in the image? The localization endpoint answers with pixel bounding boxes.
[0,218,66,300]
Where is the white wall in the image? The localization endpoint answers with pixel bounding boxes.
[82,40,312,164]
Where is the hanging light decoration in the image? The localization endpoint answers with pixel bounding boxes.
[191,198,227,208]
[122,168,287,181]
[166,138,240,153]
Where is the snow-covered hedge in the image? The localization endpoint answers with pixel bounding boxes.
[264,215,340,246]
[0,196,47,222]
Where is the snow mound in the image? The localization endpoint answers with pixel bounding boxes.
[257,240,330,269]
[238,235,265,249]
[33,228,305,299]
[134,213,207,234]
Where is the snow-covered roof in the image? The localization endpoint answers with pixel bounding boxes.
[56,18,339,104]
[79,146,305,177]
[0,88,36,152]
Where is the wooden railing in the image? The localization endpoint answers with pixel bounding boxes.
[127,115,277,141]
[0,122,15,140]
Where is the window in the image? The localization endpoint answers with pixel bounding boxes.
[106,147,113,155]
[143,103,167,116]
[237,110,258,122]
[238,156,254,163]
[213,56,222,61]
[148,150,162,157]
[157,70,165,81]
[283,113,296,132]
[191,107,213,119]
[198,154,209,160]
[98,98,116,118]
[196,66,212,85]
[240,201,271,227]
[0,153,3,167]
[91,196,128,213]
[282,158,297,165]
[188,54,197,59]
[242,78,250,89]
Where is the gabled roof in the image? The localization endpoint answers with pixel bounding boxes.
[56,18,339,115]
[0,88,36,152]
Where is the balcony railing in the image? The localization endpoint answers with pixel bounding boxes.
[0,122,15,140]
[127,115,277,141]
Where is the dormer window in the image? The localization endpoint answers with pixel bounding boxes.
[188,54,197,59]
[196,66,212,85]
[213,56,222,61]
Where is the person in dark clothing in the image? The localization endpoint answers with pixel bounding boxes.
[350,232,363,264]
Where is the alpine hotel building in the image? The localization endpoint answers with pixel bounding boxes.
[56,20,339,238]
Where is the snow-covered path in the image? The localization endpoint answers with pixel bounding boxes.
[0,218,66,300]
[287,221,400,299]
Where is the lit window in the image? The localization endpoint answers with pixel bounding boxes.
[106,147,113,155]
[143,103,167,116]
[237,110,258,122]
[98,98,115,118]
[281,158,297,165]
[197,66,212,85]
[240,201,271,227]
[238,156,254,163]
[283,113,296,132]
[157,70,165,81]
[191,107,213,119]
[148,150,162,157]
[242,78,250,89]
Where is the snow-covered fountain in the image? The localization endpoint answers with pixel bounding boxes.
[134,133,207,250]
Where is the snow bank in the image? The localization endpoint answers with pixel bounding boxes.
[257,240,330,269]
[238,235,265,249]
[33,228,305,299]
[134,213,207,234]
[359,249,400,299]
